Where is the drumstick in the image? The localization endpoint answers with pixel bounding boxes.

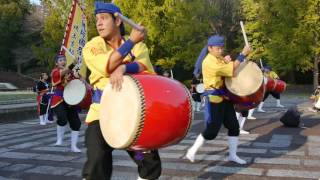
[62,46,76,60]
[240,21,249,47]
[114,12,144,31]
[62,46,80,73]
[260,59,264,69]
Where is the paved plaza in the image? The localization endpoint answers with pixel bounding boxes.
[0,93,319,180]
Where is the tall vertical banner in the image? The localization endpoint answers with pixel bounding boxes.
[60,0,87,77]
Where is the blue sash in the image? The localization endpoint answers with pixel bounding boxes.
[92,89,103,104]
[203,89,226,123]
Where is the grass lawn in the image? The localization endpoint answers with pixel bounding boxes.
[0,91,36,102]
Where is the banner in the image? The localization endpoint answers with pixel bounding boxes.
[60,0,87,77]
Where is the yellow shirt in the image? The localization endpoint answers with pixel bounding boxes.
[202,54,233,103]
[265,71,279,79]
[83,36,155,123]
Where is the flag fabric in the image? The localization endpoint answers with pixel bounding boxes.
[60,0,87,77]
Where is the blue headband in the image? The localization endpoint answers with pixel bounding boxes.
[94,2,121,15]
[207,35,224,47]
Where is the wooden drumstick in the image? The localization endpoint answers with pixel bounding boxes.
[114,12,144,32]
[260,59,264,69]
[62,46,76,60]
[240,21,249,47]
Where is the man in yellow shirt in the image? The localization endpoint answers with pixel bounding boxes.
[186,35,251,164]
[257,66,284,112]
[81,2,161,180]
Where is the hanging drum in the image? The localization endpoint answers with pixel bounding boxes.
[225,61,265,111]
[99,74,193,150]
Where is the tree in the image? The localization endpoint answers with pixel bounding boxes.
[241,0,318,84]
[115,0,242,80]
[0,0,30,70]
[296,0,320,88]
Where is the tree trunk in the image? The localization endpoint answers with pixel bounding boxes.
[17,63,22,74]
[314,56,319,89]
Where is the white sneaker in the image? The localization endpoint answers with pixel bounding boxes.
[257,109,266,113]
[276,104,284,108]
[240,130,250,135]
[228,155,247,164]
[247,116,256,120]
[185,149,195,163]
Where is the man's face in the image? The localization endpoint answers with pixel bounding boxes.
[96,13,119,39]
[208,46,224,57]
[43,73,48,80]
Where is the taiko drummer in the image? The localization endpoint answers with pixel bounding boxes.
[50,54,82,152]
[81,2,161,180]
[186,35,251,164]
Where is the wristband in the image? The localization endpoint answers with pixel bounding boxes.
[117,39,134,57]
[68,63,75,70]
[237,53,246,62]
[125,62,140,74]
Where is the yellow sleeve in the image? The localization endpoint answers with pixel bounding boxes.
[270,71,279,79]
[132,42,155,73]
[205,57,233,77]
[83,40,112,78]
[215,62,233,77]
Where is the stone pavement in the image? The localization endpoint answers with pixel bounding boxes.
[0,94,320,180]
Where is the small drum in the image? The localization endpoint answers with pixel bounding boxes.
[63,79,92,109]
[99,74,193,150]
[273,79,286,94]
[225,61,265,111]
[195,83,205,93]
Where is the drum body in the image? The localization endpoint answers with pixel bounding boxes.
[265,77,276,92]
[63,79,92,109]
[225,61,265,111]
[273,80,286,94]
[99,74,193,150]
[195,83,205,93]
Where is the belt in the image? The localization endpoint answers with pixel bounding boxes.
[92,89,103,104]
[203,89,226,96]
[53,89,63,97]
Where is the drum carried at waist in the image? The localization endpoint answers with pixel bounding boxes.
[225,61,265,111]
[265,77,286,94]
[99,74,193,150]
[63,79,92,109]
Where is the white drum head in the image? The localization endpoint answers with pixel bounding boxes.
[195,83,205,93]
[225,61,263,96]
[63,79,86,105]
[99,76,143,149]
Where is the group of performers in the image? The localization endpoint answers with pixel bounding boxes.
[37,1,290,179]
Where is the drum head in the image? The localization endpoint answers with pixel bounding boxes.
[195,83,204,93]
[63,79,86,105]
[225,61,263,96]
[99,76,143,149]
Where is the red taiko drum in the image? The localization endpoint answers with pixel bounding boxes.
[63,79,92,109]
[273,79,286,94]
[265,77,276,92]
[99,74,193,150]
[225,61,265,111]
